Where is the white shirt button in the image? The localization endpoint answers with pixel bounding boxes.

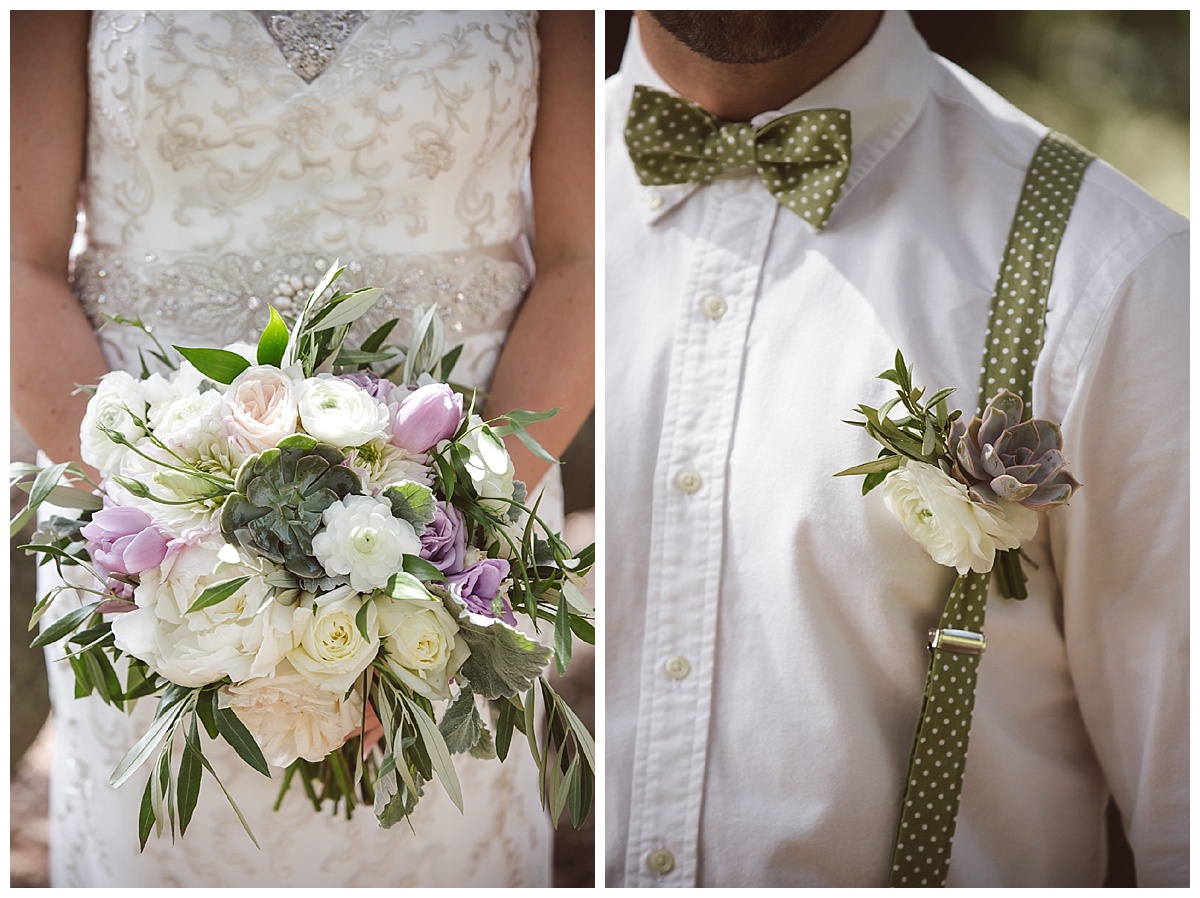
[642,189,663,210]
[675,469,702,494]
[647,847,676,875]
[701,294,728,319]
[664,655,691,680]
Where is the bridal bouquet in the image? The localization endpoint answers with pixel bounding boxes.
[13,262,594,847]
[835,350,1078,598]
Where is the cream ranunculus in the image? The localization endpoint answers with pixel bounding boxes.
[374,575,470,701]
[287,585,380,694]
[218,660,363,767]
[296,375,390,448]
[881,459,1039,574]
[111,543,297,687]
[222,364,301,454]
[312,494,419,592]
[80,371,149,478]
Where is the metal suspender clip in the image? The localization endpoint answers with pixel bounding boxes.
[928,628,987,655]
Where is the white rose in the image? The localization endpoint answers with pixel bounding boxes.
[111,544,296,687]
[882,460,1039,574]
[459,415,515,512]
[80,371,148,478]
[219,660,362,767]
[375,578,470,701]
[222,364,301,454]
[287,585,380,693]
[312,494,419,592]
[296,375,390,448]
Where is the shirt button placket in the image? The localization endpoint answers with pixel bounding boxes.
[701,293,727,320]
[647,847,677,876]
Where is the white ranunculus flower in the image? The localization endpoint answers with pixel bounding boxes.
[219,660,363,767]
[222,364,301,454]
[882,460,1039,574]
[287,585,380,693]
[312,494,419,592]
[296,375,390,448]
[375,580,470,701]
[111,544,297,687]
[80,371,149,478]
[459,415,515,512]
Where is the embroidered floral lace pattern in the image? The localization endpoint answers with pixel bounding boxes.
[85,11,538,254]
[45,11,557,887]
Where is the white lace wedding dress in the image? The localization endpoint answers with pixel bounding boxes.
[44,10,557,886]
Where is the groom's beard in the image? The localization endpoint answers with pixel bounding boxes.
[647,11,835,65]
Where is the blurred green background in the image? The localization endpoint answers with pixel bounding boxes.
[605,10,1190,216]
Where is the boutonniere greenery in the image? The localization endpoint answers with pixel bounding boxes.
[836,350,1078,598]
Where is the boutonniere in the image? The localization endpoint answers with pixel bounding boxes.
[835,350,1079,598]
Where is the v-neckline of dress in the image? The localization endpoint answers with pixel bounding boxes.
[253,10,368,84]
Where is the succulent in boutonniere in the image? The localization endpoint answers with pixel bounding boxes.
[835,350,1079,598]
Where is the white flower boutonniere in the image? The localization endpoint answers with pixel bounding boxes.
[836,350,1079,598]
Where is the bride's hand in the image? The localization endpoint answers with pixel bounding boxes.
[12,11,109,482]
[486,11,596,492]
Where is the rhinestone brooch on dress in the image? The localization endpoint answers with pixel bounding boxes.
[259,11,367,83]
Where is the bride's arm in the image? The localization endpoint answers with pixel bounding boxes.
[485,10,596,492]
[12,11,108,477]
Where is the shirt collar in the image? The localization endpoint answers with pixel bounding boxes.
[617,11,935,225]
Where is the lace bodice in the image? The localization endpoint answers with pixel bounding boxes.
[76,10,539,388]
[85,10,537,257]
[46,11,557,887]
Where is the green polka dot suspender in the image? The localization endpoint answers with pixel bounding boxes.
[888,132,1094,887]
[624,85,852,229]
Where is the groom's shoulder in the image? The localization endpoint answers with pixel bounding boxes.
[927,51,1186,245]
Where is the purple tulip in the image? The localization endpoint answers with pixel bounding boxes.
[448,558,515,626]
[81,506,172,582]
[419,503,467,574]
[391,383,463,454]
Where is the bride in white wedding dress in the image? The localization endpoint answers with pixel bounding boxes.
[11,11,594,887]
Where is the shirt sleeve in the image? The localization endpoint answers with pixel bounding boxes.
[1049,226,1189,886]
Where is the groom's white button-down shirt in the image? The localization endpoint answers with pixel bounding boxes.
[604,12,1187,887]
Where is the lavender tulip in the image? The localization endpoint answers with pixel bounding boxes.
[391,383,463,454]
[81,506,173,595]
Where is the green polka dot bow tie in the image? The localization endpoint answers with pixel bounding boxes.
[625,84,852,229]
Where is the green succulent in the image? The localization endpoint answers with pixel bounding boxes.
[220,434,362,580]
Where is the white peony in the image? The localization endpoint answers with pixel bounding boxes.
[344,439,433,495]
[219,660,363,767]
[142,361,207,429]
[287,585,380,693]
[882,459,1039,574]
[111,544,297,687]
[80,371,149,478]
[296,375,390,448]
[459,415,516,512]
[375,576,470,701]
[221,364,301,454]
[312,494,419,592]
[153,388,224,450]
